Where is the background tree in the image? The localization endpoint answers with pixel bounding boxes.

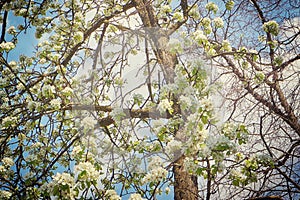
[198,0,300,199]
[0,0,298,199]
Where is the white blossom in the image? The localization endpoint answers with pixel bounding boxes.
[74,161,100,182]
[263,20,279,36]
[39,58,47,64]
[205,2,218,14]
[148,156,163,171]
[152,119,166,134]
[47,172,76,199]
[165,187,171,194]
[0,42,15,52]
[222,122,237,139]
[16,8,28,16]
[201,17,211,27]
[188,5,200,19]
[142,166,168,184]
[179,95,193,111]
[221,40,232,52]
[200,144,211,157]
[8,61,17,69]
[204,25,212,35]
[105,190,121,200]
[206,47,216,56]
[82,116,97,130]
[0,77,7,87]
[42,85,55,97]
[7,26,17,35]
[62,87,73,96]
[165,139,182,156]
[200,99,213,111]
[52,172,75,187]
[173,12,184,22]
[161,5,172,13]
[0,190,12,199]
[50,98,61,109]
[74,31,84,43]
[249,49,258,55]
[2,116,18,128]
[230,168,245,180]
[225,0,235,10]
[2,157,14,167]
[193,30,207,45]
[158,99,173,114]
[0,166,6,173]
[111,107,126,121]
[114,77,124,86]
[183,157,198,173]
[129,193,145,200]
[213,17,224,28]
[71,145,83,158]
[27,100,36,111]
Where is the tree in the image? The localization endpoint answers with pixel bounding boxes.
[202,0,300,199]
[0,0,299,199]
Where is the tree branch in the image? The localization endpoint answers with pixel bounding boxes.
[63,103,168,126]
[61,2,135,67]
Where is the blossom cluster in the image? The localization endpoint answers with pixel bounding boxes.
[46,172,76,199]
[50,98,61,110]
[173,12,184,22]
[0,190,12,199]
[1,157,14,167]
[41,85,55,98]
[148,156,163,171]
[213,17,224,28]
[193,30,208,45]
[143,156,168,184]
[111,107,126,122]
[142,166,168,184]
[263,20,279,36]
[74,161,100,182]
[7,26,17,35]
[157,99,173,114]
[225,0,235,10]
[0,42,15,52]
[165,139,182,157]
[128,193,145,200]
[201,17,211,28]
[205,2,218,14]
[168,38,183,54]
[188,5,200,19]
[82,116,97,131]
[221,40,232,52]
[105,190,121,200]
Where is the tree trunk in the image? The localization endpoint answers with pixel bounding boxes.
[133,1,198,199]
[173,156,198,200]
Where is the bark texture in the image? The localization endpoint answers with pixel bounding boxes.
[173,156,198,200]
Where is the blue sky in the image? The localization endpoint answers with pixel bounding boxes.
[4,12,37,60]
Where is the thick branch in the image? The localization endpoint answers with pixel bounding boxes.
[0,10,8,43]
[63,104,167,126]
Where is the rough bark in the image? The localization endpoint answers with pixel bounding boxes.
[173,156,198,200]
